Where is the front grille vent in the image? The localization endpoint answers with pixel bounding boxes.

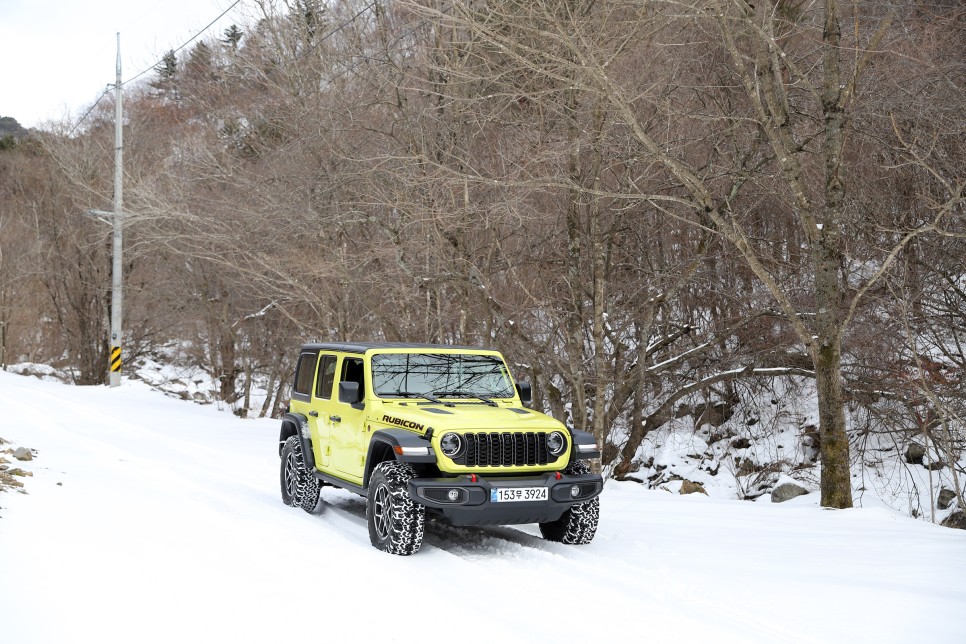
[453,432,550,467]
[421,488,466,503]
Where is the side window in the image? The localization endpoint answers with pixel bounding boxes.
[293,353,317,396]
[315,355,337,399]
[340,357,365,397]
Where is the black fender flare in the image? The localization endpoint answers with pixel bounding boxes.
[363,429,436,488]
[279,412,317,471]
[568,428,601,461]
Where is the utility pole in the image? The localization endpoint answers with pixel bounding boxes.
[109,32,124,387]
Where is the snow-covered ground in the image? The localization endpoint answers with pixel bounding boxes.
[1,370,964,643]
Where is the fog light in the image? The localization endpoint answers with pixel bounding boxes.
[571,485,581,498]
[447,489,460,502]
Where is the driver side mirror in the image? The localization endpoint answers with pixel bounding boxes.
[339,381,361,404]
[515,382,532,406]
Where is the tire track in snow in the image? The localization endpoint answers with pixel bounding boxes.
[318,486,806,643]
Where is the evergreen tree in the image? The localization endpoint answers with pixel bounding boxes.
[295,0,326,43]
[186,42,213,80]
[150,50,178,97]
[155,50,177,82]
[221,24,243,51]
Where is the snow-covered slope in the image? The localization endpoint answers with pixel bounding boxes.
[1,371,964,643]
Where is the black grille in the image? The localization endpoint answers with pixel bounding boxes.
[455,432,550,467]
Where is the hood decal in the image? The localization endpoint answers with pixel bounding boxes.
[382,415,425,431]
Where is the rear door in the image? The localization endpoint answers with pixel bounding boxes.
[289,351,323,467]
[310,353,338,467]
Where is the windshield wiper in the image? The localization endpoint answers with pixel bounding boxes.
[385,390,454,407]
[433,390,499,407]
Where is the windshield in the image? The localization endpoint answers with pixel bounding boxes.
[371,353,514,399]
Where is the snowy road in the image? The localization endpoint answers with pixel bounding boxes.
[1,371,964,643]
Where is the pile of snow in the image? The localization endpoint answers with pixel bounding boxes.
[7,344,276,418]
[1,370,964,643]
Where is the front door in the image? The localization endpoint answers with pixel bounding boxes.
[328,356,368,483]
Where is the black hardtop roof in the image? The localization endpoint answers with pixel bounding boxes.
[299,341,498,355]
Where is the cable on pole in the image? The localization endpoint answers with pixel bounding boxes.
[65,0,245,136]
[64,1,450,137]
[66,87,114,137]
[121,0,244,88]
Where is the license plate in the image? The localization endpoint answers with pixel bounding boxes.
[491,486,548,503]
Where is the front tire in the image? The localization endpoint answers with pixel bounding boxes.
[280,435,322,514]
[366,461,426,555]
[539,460,599,544]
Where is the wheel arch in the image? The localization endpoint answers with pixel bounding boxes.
[279,412,317,471]
[567,428,601,462]
[363,429,436,488]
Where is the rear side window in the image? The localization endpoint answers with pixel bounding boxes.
[315,355,337,399]
[293,353,317,396]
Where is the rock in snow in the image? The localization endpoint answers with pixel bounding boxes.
[680,480,708,495]
[904,443,925,465]
[937,489,957,511]
[771,481,808,503]
[737,457,757,476]
[941,510,966,531]
[13,447,33,461]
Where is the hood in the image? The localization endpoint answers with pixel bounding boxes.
[376,402,563,433]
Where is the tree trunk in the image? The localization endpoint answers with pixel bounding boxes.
[813,0,853,509]
[588,100,608,447]
[260,367,278,418]
[0,286,6,369]
[814,336,853,508]
[564,83,587,430]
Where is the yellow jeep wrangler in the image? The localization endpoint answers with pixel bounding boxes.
[278,342,602,555]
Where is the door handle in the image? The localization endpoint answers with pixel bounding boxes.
[329,415,341,423]
[308,411,318,417]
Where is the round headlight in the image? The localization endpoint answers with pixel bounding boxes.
[571,485,581,498]
[440,432,462,457]
[547,431,567,456]
[447,489,460,502]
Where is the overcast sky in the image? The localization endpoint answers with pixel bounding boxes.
[1,0,249,129]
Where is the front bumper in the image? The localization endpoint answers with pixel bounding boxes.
[408,471,603,526]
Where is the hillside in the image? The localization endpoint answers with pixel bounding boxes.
[0,115,29,139]
[1,369,964,643]
[0,2,962,523]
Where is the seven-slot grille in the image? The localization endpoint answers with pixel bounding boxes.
[453,432,551,467]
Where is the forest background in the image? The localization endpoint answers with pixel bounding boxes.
[0,0,963,518]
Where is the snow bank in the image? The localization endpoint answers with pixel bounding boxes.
[1,371,964,643]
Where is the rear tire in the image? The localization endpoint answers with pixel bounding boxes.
[539,461,599,544]
[366,461,426,555]
[280,435,322,514]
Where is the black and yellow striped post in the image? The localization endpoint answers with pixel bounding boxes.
[110,346,122,375]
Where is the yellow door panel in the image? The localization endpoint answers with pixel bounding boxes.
[309,353,339,468]
[329,356,367,483]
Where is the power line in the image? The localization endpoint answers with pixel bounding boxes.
[295,1,378,63]
[65,0,451,138]
[122,0,244,88]
[66,0,245,135]
[65,0,381,136]
[319,2,454,92]
[67,86,113,138]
